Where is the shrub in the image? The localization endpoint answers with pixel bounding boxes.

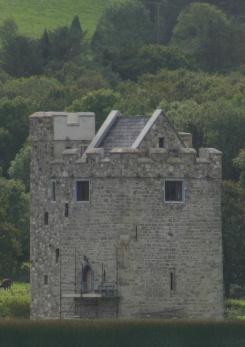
[0,282,30,319]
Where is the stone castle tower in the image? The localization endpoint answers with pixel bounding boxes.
[30,109,223,319]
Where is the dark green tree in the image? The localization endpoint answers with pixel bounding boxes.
[171,3,233,71]
[171,3,233,72]
[49,26,72,63]
[0,221,20,278]
[8,142,31,192]
[70,15,82,34]
[114,44,193,80]
[45,17,85,69]
[99,43,194,80]
[234,150,245,189]
[0,19,17,45]
[140,0,244,44]
[140,0,190,44]
[40,29,51,65]
[92,1,154,64]
[0,177,29,277]
[0,97,30,175]
[203,99,245,180]
[0,76,68,111]
[0,20,42,77]
[69,16,85,57]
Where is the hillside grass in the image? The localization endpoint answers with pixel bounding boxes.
[1,320,245,347]
[0,0,122,38]
[0,282,30,319]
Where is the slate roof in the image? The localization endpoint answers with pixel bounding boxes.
[99,116,148,154]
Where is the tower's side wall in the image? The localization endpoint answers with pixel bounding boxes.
[30,114,95,319]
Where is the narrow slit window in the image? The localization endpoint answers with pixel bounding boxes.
[170,271,175,291]
[159,137,165,148]
[44,212,49,225]
[65,203,69,217]
[76,181,90,201]
[55,249,60,264]
[44,275,48,285]
[165,180,183,202]
[52,181,56,202]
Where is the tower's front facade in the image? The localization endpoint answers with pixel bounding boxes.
[30,110,223,319]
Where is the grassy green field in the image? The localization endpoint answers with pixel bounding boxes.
[0,282,30,319]
[0,0,122,38]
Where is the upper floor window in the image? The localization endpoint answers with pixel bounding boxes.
[159,137,165,148]
[164,180,184,202]
[76,180,90,202]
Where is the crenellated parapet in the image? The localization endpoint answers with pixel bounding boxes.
[30,109,222,181]
[49,145,222,180]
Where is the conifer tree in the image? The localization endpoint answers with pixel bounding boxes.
[69,16,84,57]
[40,29,51,64]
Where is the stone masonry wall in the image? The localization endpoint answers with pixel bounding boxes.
[30,113,223,319]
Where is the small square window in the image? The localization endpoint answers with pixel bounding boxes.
[76,181,90,202]
[159,137,165,148]
[165,180,183,202]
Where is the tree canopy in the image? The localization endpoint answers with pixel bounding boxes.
[171,3,233,71]
[92,1,154,58]
[0,177,29,277]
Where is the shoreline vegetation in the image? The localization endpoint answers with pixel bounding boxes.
[0,282,245,320]
[0,282,29,319]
